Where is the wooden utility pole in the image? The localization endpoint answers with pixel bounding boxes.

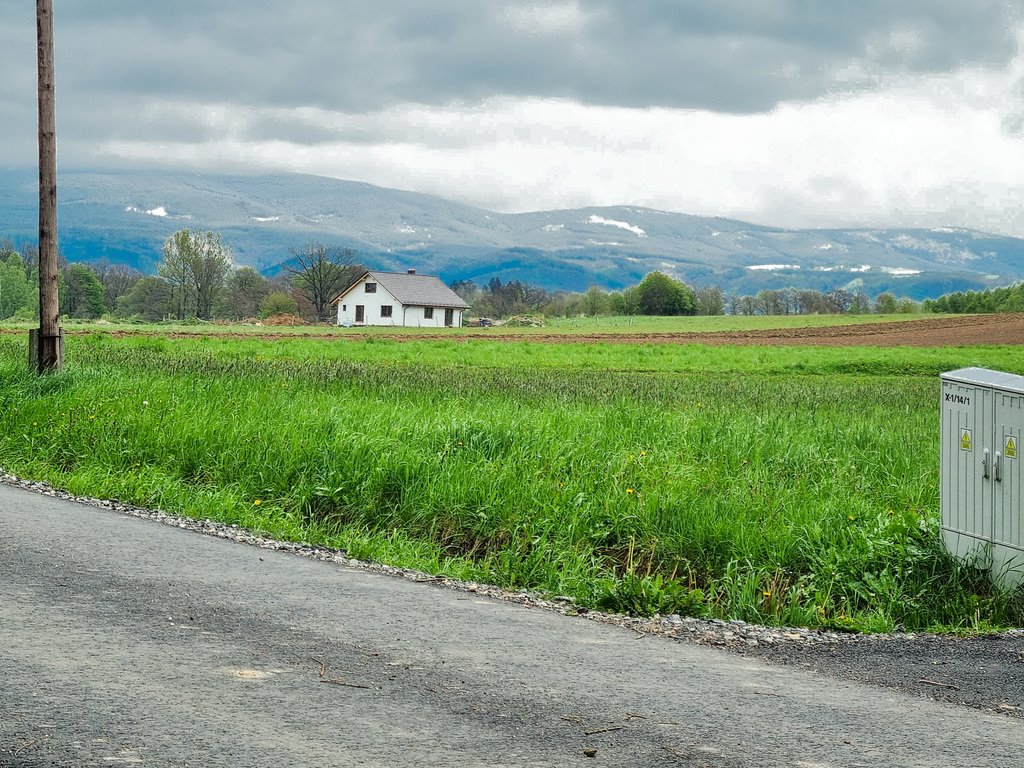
[32,0,62,373]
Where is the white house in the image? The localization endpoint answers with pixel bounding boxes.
[331,269,470,327]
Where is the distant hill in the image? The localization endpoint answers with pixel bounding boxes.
[2,168,1023,299]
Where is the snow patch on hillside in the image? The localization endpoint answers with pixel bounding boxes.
[250,216,280,222]
[126,205,169,217]
[588,215,647,238]
[747,264,800,271]
[891,235,979,264]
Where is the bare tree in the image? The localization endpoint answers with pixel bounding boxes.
[286,243,360,322]
[93,259,143,310]
[695,285,725,315]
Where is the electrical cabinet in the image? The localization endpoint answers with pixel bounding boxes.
[941,368,1024,588]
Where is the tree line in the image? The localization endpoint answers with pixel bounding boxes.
[0,233,361,323]
[451,272,920,318]
[921,283,1024,314]
[2,230,931,323]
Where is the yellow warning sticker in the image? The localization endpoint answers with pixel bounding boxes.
[1006,435,1018,460]
[960,428,973,452]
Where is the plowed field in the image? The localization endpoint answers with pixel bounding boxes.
[507,314,1024,346]
[4,313,1024,346]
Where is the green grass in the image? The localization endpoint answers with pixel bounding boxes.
[50,330,1024,378]
[0,332,1020,632]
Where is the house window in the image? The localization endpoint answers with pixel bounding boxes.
[342,304,347,311]
[381,305,393,318]
[424,307,434,319]
[365,282,377,294]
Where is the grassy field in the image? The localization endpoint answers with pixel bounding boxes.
[1,329,1021,632]
[62,330,1024,377]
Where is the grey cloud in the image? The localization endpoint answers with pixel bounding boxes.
[21,2,1024,107]
[0,0,1020,163]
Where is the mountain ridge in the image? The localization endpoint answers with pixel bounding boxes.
[2,167,1022,299]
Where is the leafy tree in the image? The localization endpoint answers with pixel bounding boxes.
[925,283,1023,314]
[115,276,173,321]
[222,267,271,320]
[582,286,609,316]
[287,243,360,322]
[608,287,640,315]
[874,292,898,314]
[159,229,232,319]
[848,291,872,314]
[635,271,696,316]
[0,251,33,319]
[61,263,106,318]
[260,290,300,318]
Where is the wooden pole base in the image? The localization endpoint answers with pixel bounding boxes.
[29,327,63,373]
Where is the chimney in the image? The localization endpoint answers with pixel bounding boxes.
[407,269,416,275]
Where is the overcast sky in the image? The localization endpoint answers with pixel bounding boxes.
[3,1,1024,233]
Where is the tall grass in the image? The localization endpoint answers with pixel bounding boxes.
[0,333,1019,631]
[64,330,1024,377]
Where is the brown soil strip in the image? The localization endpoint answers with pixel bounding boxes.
[2,314,1023,347]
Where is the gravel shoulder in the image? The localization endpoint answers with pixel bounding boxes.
[4,471,1022,722]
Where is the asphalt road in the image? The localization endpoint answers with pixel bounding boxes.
[2,483,1023,767]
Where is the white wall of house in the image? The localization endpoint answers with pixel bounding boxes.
[402,305,464,328]
[336,279,401,326]
[335,276,465,327]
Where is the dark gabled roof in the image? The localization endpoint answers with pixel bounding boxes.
[332,270,470,309]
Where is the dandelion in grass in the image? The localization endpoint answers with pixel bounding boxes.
[253,499,262,506]
[626,488,636,495]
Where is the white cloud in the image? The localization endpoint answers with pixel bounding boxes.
[501,2,588,35]
[99,26,1024,235]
